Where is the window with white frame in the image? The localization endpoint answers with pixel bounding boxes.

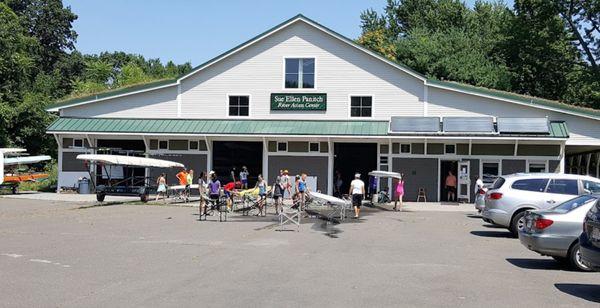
[400,144,411,153]
[72,138,84,148]
[445,144,456,154]
[158,140,168,150]
[228,95,249,116]
[528,162,547,173]
[277,142,287,152]
[285,58,314,89]
[309,142,319,152]
[350,96,372,117]
[189,140,199,150]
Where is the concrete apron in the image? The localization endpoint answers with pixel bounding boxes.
[0,192,476,212]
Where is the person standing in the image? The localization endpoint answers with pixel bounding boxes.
[208,171,221,203]
[185,169,194,202]
[349,173,365,219]
[298,173,308,211]
[239,166,249,189]
[230,167,237,183]
[176,168,188,200]
[393,174,405,211]
[445,171,457,202]
[198,171,207,217]
[255,174,267,216]
[155,173,167,203]
[282,170,291,200]
[334,170,343,197]
[272,175,283,214]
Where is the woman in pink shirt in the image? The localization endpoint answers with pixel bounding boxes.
[394,174,405,211]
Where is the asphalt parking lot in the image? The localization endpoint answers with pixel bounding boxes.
[1,198,599,307]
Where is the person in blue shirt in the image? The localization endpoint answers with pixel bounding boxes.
[298,173,308,211]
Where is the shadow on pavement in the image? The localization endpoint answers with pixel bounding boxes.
[482,224,506,229]
[470,230,513,238]
[465,214,481,219]
[555,283,600,303]
[505,258,565,271]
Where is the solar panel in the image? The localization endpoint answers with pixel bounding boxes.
[497,117,549,134]
[389,117,440,133]
[442,117,494,133]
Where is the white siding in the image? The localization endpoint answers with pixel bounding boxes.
[62,86,178,118]
[427,87,600,146]
[180,21,425,120]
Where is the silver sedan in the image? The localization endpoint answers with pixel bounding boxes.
[518,194,599,271]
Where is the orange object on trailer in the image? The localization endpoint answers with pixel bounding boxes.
[3,173,49,183]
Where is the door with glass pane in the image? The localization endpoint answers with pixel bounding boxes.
[458,161,470,202]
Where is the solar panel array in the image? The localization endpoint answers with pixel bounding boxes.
[442,117,494,133]
[389,117,440,133]
[497,117,549,134]
[388,117,550,135]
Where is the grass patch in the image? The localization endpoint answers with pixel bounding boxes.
[18,161,58,192]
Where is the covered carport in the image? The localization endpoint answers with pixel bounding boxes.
[565,145,600,177]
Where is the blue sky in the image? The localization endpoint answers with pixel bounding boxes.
[64,0,513,66]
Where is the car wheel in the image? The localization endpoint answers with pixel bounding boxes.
[568,242,592,272]
[140,194,148,203]
[509,211,526,238]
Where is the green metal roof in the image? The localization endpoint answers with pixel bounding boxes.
[47,118,390,136]
[47,117,569,138]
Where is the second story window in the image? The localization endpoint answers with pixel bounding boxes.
[229,95,249,116]
[285,58,314,89]
[350,96,372,117]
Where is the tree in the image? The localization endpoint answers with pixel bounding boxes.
[505,0,581,100]
[556,0,600,70]
[3,0,77,73]
[359,0,513,89]
[0,2,35,147]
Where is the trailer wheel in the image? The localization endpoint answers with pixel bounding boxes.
[140,194,149,203]
[96,193,105,202]
[11,186,17,194]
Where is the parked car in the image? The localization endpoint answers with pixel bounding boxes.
[519,194,599,271]
[580,197,600,271]
[481,173,600,237]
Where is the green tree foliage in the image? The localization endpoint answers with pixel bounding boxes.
[359,0,600,108]
[0,1,192,157]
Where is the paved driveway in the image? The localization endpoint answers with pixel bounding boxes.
[0,198,598,307]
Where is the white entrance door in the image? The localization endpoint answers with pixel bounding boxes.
[458,161,470,202]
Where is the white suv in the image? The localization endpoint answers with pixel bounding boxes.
[481,173,600,237]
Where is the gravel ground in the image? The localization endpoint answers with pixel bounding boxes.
[0,198,598,307]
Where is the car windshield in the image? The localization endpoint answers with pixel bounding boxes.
[551,195,597,214]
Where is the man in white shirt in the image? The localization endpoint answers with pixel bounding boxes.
[349,173,365,219]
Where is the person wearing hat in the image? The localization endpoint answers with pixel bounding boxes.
[349,173,365,219]
[281,169,291,199]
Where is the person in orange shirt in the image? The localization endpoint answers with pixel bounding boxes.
[445,170,457,202]
[176,168,188,200]
[176,168,188,185]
